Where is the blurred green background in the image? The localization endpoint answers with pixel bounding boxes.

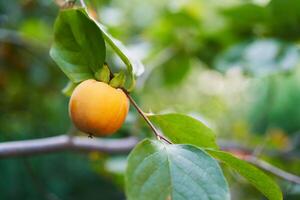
[1,0,300,199]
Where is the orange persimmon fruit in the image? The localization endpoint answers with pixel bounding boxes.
[69,79,129,136]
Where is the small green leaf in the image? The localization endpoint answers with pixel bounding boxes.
[109,71,126,88]
[126,139,230,200]
[62,81,78,96]
[50,8,106,83]
[149,113,218,149]
[95,64,110,83]
[207,149,283,200]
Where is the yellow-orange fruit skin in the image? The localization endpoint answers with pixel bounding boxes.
[69,79,129,136]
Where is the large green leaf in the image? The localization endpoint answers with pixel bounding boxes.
[149,113,218,149]
[126,139,229,200]
[207,149,282,200]
[93,22,144,91]
[50,8,106,83]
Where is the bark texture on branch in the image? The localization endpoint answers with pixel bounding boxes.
[0,135,299,184]
[0,135,138,157]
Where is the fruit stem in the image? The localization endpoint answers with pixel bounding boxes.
[124,91,172,144]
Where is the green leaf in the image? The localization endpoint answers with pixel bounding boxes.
[126,139,230,200]
[50,8,106,83]
[207,149,283,200]
[149,113,218,149]
[93,22,144,91]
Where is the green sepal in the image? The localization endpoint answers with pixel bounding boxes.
[95,64,111,83]
[109,71,126,88]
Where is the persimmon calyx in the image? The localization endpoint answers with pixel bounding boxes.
[95,64,110,83]
[109,71,126,88]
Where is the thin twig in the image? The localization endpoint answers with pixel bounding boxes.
[160,136,172,144]
[218,139,299,159]
[124,93,160,139]
[245,156,300,185]
[124,92,172,144]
